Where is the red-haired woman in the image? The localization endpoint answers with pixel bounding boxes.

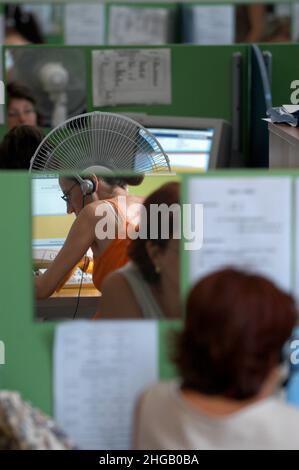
[134,268,299,449]
[96,182,180,319]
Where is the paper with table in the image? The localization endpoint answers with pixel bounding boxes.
[108,6,172,45]
[187,176,293,293]
[54,321,158,449]
[92,48,171,106]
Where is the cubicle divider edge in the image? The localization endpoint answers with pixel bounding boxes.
[0,171,181,416]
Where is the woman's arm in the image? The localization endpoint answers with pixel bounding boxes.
[35,204,99,299]
[94,271,142,319]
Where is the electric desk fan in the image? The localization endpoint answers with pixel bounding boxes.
[29,111,171,173]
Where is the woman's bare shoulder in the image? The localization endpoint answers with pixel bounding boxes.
[99,269,142,319]
[128,195,144,204]
[78,200,116,220]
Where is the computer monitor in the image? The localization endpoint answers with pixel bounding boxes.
[32,174,66,216]
[32,174,74,251]
[134,115,232,171]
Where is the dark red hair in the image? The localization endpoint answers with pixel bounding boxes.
[173,268,297,400]
[129,181,180,283]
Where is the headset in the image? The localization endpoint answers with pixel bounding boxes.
[75,174,96,197]
[74,165,113,197]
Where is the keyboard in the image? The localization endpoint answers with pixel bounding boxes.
[63,268,94,289]
[33,248,59,270]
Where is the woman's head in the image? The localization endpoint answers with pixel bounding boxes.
[5,5,44,45]
[7,82,38,129]
[0,125,44,169]
[59,173,144,216]
[173,268,297,400]
[129,181,180,286]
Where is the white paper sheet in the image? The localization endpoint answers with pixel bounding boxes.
[187,177,292,292]
[108,6,171,45]
[54,321,158,450]
[64,4,105,45]
[294,178,299,301]
[92,48,171,106]
[187,5,235,44]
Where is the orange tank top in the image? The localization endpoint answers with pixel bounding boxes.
[92,198,133,291]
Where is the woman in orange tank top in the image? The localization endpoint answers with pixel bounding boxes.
[35,173,143,299]
[92,197,136,290]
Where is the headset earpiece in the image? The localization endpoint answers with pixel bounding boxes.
[76,175,96,196]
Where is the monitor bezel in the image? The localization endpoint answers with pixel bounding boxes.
[127,114,229,170]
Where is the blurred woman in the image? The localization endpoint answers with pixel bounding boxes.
[134,268,299,449]
[97,182,180,319]
[7,82,39,130]
[0,125,43,169]
[5,5,44,45]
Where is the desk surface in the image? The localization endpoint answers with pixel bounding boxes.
[268,122,299,144]
[52,287,100,298]
[268,122,299,168]
[36,287,101,321]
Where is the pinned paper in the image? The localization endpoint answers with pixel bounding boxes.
[64,4,105,45]
[184,5,235,44]
[187,176,292,293]
[92,48,171,107]
[54,321,158,449]
[108,6,172,45]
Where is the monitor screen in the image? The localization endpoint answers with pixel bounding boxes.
[148,127,215,172]
[32,175,74,252]
[128,114,231,170]
[32,175,66,216]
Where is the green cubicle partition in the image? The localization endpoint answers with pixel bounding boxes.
[258,43,299,107]
[3,168,298,416]
[4,41,299,164]
[89,44,248,123]
[249,43,299,167]
[3,43,248,123]
[0,171,180,416]
[2,43,249,159]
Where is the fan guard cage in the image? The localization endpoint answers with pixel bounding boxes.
[30,112,171,174]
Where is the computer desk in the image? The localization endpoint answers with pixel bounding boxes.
[268,122,299,168]
[36,287,101,321]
